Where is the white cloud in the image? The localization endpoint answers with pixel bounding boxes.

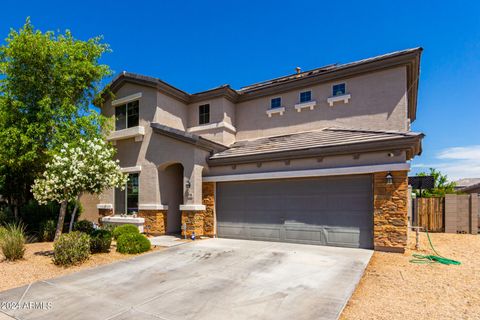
[412,145,480,181]
[437,145,480,160]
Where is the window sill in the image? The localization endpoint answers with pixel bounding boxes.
[294,101,317,112]
[107,126,145,144]
[266,107,285,117]
[327,94,351,106]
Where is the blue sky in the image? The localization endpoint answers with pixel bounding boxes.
[1,1,479,181]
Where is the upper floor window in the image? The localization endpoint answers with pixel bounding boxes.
[115,100,139,131]
[299,91,312,103]
[271,97,282,109]
[332,83,346,96]
[199,104,210,125]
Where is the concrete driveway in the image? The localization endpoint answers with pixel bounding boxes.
[0,238,372,320]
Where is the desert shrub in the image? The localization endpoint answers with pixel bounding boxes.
[0,226,6,240]
[112,224,139,240]
[90,229,112,253]
[116,233,150,254]
[53,231,90,266]
[73,220,95,235]
[39,220,57,242]
[0,223,26,261]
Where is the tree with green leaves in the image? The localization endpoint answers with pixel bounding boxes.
[32,138,126,241]
[416,168,457,197]
[0,18,112,220]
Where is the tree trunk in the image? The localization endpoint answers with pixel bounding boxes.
[54,200,68,242]
[68,194,81,233]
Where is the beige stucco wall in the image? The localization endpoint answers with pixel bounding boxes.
[234,66,408,140]
[79,193,100,223]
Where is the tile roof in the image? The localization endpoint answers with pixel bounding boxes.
[238,48,422,92]
[210,128,423,160]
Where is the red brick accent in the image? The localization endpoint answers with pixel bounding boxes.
[373,171,409,253]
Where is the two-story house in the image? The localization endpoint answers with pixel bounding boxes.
[90,48,424,253]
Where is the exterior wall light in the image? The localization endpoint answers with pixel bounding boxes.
[386,172,394,185]
[185,180,191,189]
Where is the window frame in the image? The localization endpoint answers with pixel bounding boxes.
[270,97,282,109]
[114,172,139,215]
[115,100,139,131]
[199,104,210,125]
[332,83,347,97]
[299,91,312,103]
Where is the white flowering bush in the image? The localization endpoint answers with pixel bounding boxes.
[32,138,127,240]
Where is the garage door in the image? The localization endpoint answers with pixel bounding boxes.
[216,175,373,248]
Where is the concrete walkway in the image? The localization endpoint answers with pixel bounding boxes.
[0,239,372,320]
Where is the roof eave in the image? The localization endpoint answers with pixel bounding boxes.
[207,134,424,167]
[150,123,228,153]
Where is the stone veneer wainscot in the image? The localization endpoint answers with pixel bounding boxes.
[373,171,409,253]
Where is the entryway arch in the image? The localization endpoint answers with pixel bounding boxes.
[158,162,184,234]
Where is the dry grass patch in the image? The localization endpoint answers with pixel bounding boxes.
[0,241,161,292]
[341,231,480,320]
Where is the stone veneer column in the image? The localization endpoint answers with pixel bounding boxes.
[202,182,215,237]
[181,182,216,237]
[138,210,167,236]
[373,171,409,253]
[98,208,113,225]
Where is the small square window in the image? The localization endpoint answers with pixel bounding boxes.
[300,91,311,103]
[332,83,346,96]
[199,104,210,125]
[271,97,281,109]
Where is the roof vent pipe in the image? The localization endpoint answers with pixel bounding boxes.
[295,67,301,74]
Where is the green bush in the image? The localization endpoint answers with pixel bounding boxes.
[39,220,57,242]
[73,220,95,235]
[112,224,139,240]
[0,223,26,261]
[53,231,90,266]
[116,233,150,254]
[90,229,112,253]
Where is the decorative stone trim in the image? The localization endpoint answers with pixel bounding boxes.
[101,216,145,233]
[112,92,142,106]
[327,94,351,106]
[97,203,113,209]
[121,166,142,173]
[187,121,237,133]
[138,210,167,236]
[294,101,317,112]
[107,126,145,144]
[139,204,168,210]
[179,204,206,211]
[266,107,285,117]
[373,171,408,253]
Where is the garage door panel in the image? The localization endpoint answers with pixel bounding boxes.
[249,225,281,241]
[324,228,361,247]
[216,175,373,248]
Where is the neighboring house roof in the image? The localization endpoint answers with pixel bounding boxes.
[454,178,480,189]
[208,128,424,166]
[459,182,480,193]
[101,47,422,121]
